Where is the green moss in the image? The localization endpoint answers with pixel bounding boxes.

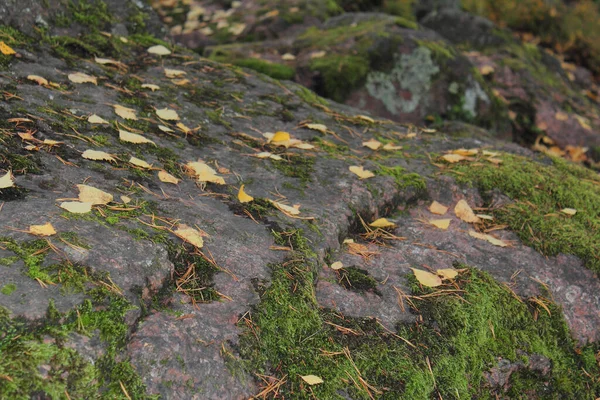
[0,284,16,295]
[54,0,113,30]
[239,231,599,398]
[376,165,427,191]
[205,108,232,129]
[211,56,296,80]
[448,153,600,273]
[295,86,329,107]
[415,39,455,61]
[310,55,370,102]
[269,155,315,186]
[337,266,381,294]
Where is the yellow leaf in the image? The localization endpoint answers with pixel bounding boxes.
[362,139,382,150]
[305,123,328,134]
[174,224,204,248]
[468,230,508,247]
[158,125,174,133]
[88,114,109,124]
[60,201,92,214]
[406,132,417,138]
[158,170,180,184]
[382,143,402,151]
[228,22,246,36]
[68,72,97,85]
[429,219,451,230]
[29,222,57,237]
[292,142,315,150]
[186,162,225,185]
[479,65,494,75]
[119,129,156,145]
[451,148,478,156]
[554,111,569,121]
[349,165,375,179]
[369,218,395,228]
[356,115,375,123]
[156,108,180,121]
[141,83,160,91]
[129,157,152,169]
[330,261,343,270]
[300,375,323,385]
[77,184,113,205]
[43,139,61,146]
[164,68,186,78]
[560,208,577,216]
[454,200,480,223]
[269,200,301,215]
[27,75,48,85]
[343,238,354,244]
[173,79,190,86]
[94,57,122,66]
[237,184,254,203]
[437,268,458,280]
[0,171,15,189]
[487,157,503,165]
[176,122,191,133]
[282,53,296,61]
[254,152,283,161]
[310,50,326,59]
[411,268,442,287]
[113,104,138,120]
[429,201,448,215]
[482,150,499,157]
[0,41,16,55]
[82,149,116,162]
[147,45,171,56]
[476,214,494,220]
[574,115,592,131]
[121,195,131,204]
[271,131,291,143]
[442,154,467,163]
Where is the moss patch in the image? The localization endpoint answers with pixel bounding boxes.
[239,229,598,398]
[310,55,370,103]
[448,153,600,273]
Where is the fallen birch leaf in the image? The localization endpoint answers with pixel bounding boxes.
[60,201,92,214]
[158,125,174,133]
[254,152,283,161]
[430,219,451,230]
[429,201,448,215]
[158,170,180,184]
[174,224,204,248]
[330,261,343,270]
[141,83,160,91]
[300,375,323,385]
[369,218,395,228]
[82,149,116,162]
[454,200,480,223]
[356,115,374,123]
[186,162,225,184]
[476,214,494,220]
[156,108,180,121]
[147,45,171,56]
[68,72,97,85]
[468,230,508,247]
[238,185,254,203]
[119,129,155,145]
[271,131,290,143]
[382,143,402,151]
[560,208,577,216]
[88,114,109,124]
[27,75,48,85]
[437,268,458,280]
[0,171,15,188]
[349,165,375,179]
[164,68,186,78]
[0,41,16,55]
[77,184,113,205]
[29,222,57,237]
[113,104,137,120]
[305,123,327,134]
[362,139,382,150]
[442,154,467,163]
[269,200,301,215]
[411,268,442,287]
[121,195,131,204]
[129,157,152,169]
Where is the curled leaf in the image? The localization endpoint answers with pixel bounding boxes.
[369,218,395,228]
[238,185,254,203]
[147,45,171,56]
[158,170,180,184]
[411,268,442,287]
[129,157,152,169]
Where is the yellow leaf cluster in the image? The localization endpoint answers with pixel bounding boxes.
[186,162,225,184]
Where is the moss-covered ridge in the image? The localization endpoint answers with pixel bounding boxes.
[239,230,599,398]
[448,152,600,274]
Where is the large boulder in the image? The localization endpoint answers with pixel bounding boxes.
[0,1,599,399]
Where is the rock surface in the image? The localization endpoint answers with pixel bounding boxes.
[0,1,599,399]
